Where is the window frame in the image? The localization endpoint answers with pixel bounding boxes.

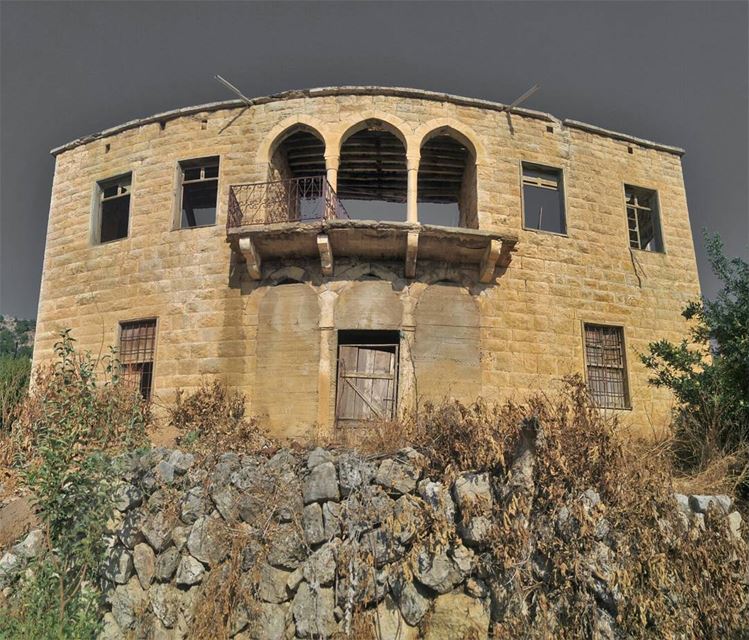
[174,156,220,230]
[520,160,568,237]
[581,321,632,410]
[622,184,665,253]
[117,317,158,401]
[91,172,133,245]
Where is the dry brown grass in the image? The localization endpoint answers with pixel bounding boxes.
[168,381,275,457]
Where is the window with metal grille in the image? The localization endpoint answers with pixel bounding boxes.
[522,163,566,234]
[179,157,219,228]
[119,319,156,400]
[584,324,629,409]
[625,185,663,252]
[97,174,131,243]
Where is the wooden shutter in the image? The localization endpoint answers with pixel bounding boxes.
[336,343,398,426]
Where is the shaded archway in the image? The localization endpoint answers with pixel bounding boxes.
[337,121,408,221]
[418,133,477,228]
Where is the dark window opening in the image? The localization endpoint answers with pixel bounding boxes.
[336,330,400,426]
[180,157,219,228]
[418,134,477,228]
[119,319,156,400]
[337,125,407,221]
[584,324,629,409]
[97,174,131,243]
[522,163,566,234]
[625,185,663,252]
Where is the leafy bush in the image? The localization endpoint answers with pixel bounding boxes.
[0,355,31,431]
[0,330,149,638]
[641,234,749,494]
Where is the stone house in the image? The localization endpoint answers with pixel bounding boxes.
[32,87,701,439]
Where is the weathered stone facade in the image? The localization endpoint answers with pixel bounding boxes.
[33,87,701,439]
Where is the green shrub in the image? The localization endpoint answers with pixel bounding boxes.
[0,355,31,431]
[0,330,149,639]
[642,233,749,493]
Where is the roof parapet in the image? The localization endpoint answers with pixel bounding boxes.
[49,86,685,157]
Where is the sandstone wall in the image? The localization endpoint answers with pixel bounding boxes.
[33,89,702,438]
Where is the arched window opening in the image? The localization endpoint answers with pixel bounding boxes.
[337,125,407,221]
[267,129,327,221]
[418,134,477,228]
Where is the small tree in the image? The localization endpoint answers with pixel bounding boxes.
[641,233,749,491]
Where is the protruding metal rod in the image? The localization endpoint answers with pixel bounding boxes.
[502,84,540,112]
[214,74,253,106]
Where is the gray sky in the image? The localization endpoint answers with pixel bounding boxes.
[1,0,747,319]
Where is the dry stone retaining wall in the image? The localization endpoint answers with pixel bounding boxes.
[2,442,741,640]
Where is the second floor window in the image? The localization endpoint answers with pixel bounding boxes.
[97,173,131,243]
[179,157,219,228]
[522,163,566,234]
[625,185,663,252]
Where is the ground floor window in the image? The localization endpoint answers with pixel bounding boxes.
[335,330,399,426]
[583,323,629,409]
[118,319,157,400]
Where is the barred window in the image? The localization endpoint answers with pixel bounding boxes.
[584,324,629,409]
[522,163,566,234]
[119,319,156,400]
[97,174,131,243]
[179,157,219,228]
[625,185,663,252]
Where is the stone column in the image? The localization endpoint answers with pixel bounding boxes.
[406,155,420,223]
[325,155,340,191]
[316,289,338,434]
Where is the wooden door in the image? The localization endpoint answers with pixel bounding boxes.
[336,342,398,426]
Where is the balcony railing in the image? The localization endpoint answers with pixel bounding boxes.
[227,176,349,229]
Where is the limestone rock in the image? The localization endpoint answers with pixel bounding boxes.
[110,577,148,630]
[322,501,342,539]
[303,462,340,504]
[453,472,493,512]
[246,602,290,640]
[375,458,420,495]
[728,511,742,539]
[155,461,175,485]
[267,522,307,570]
[258,563,292,603]
[167,450,195,475]
[155,547,180,582]
[12,529,45,560]
[211,484,240,522]
[181,486,209,525]
[391,575,431,625]
[175,555,205,586]
[338,452,375,495]
[689,494,733,514]
[141,512,173,552]
[303,502,325,546]
[132,542,155,589]
[422,590,490,640]
[187,515,228,565]
[418,479,456,522]
[103,547,134,585]
[302,541,338,586]
[0,552,21,588]
[413,547,471,594]
[374,595,419,640]
[113,483,143,512]
[118,510,145,549]
[307,447,335,469]
[292,582,338,638]
[151,583,181,628]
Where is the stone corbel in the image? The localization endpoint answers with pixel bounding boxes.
[479,239,502,284]
[405,229,419,278]
[238,237,262,280]
[317,234,334,276]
